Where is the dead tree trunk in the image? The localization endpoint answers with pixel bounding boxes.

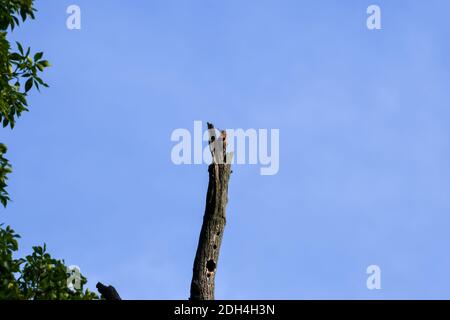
[190,122,232,300]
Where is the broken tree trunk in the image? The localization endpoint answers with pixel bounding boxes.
[189,122,232,300]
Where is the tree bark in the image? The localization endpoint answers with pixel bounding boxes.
[189,122,232,300]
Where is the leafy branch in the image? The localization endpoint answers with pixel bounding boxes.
[0,0,49,207]
[0,143,11,207]
[0,224,98,300]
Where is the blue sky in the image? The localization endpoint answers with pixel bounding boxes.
[2,0,450,299]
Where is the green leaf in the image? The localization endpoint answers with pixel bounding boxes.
[20,8,27,21]
[9,53,22,61]
[25,78,33,92]
[40,60,51,67]
[34,52,43,61]
[16,42,24,55]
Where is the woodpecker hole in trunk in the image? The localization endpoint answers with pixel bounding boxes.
[206,259,216,272]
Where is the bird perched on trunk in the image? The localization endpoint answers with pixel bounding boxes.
[207,123,228,164]
[219,130,227,164]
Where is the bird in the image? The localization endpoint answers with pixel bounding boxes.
[96,282,121,300]
[219,130,227,163]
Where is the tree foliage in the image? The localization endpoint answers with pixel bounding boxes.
[0,1,99,300]
[0,224,98,299]
[0,0,49,207]
[0,0,50,129]
[0,143,11,207]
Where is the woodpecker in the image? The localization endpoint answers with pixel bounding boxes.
[220,130,227,163]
